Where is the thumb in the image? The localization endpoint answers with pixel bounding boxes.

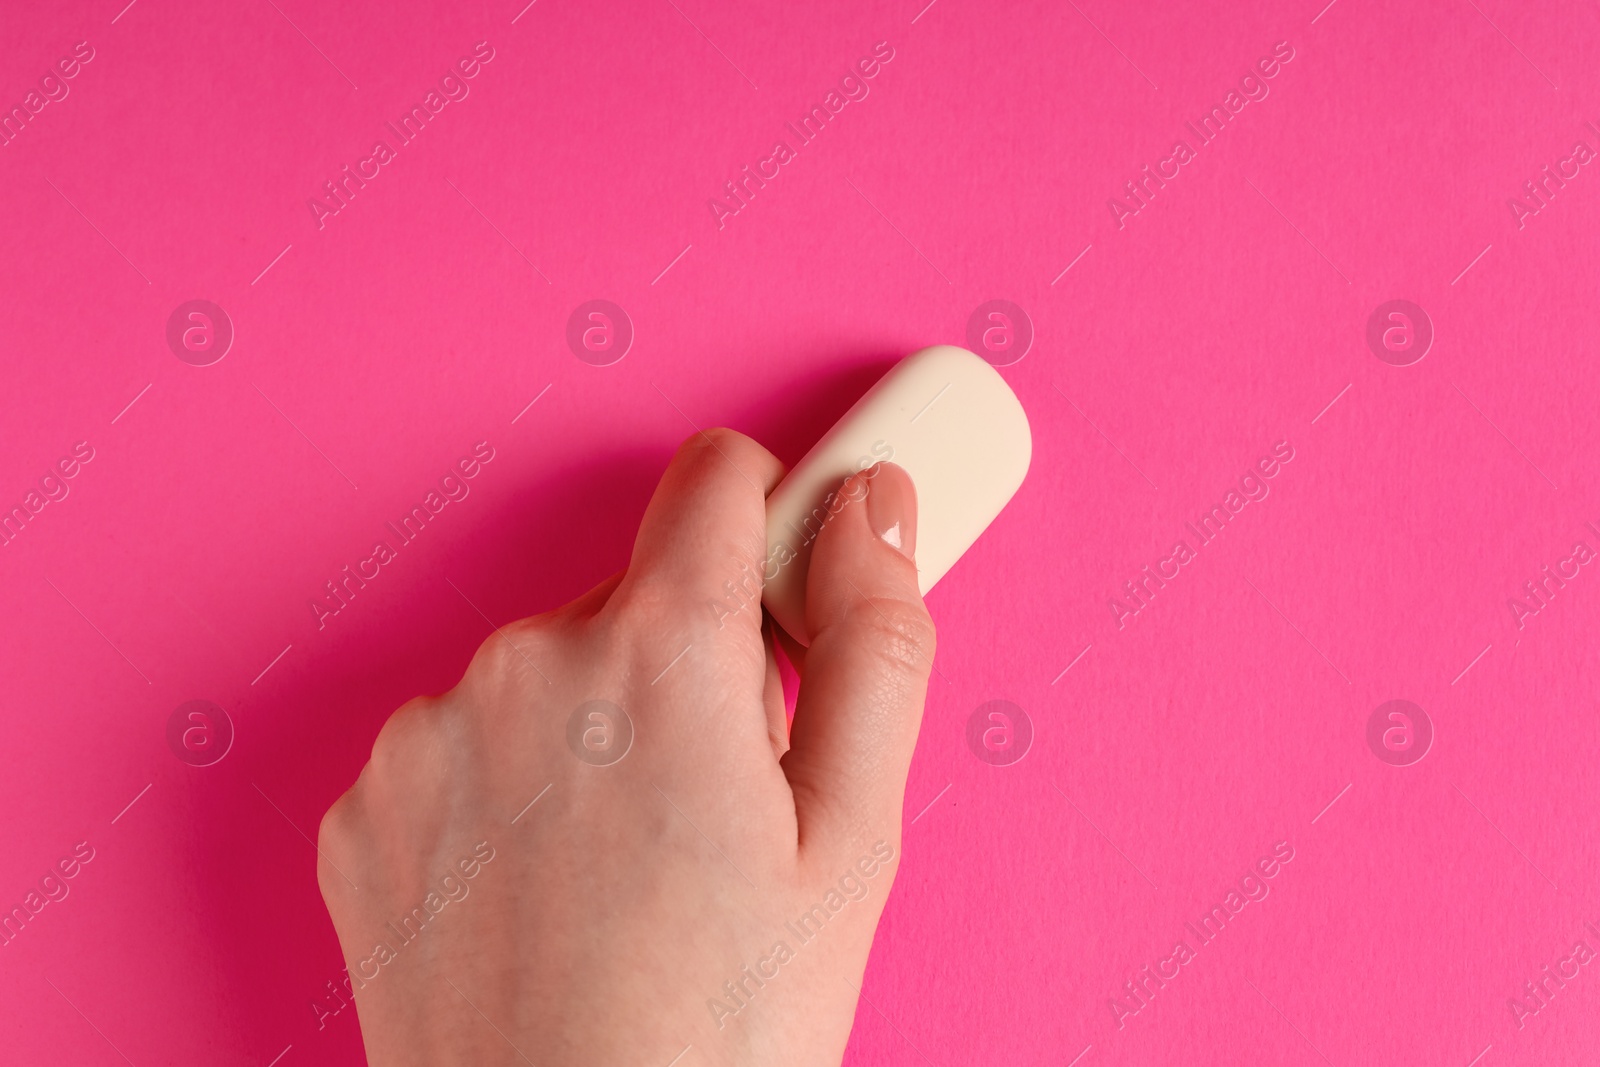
[780,462,937,857]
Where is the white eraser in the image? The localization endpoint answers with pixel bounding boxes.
[762,345,1032,646]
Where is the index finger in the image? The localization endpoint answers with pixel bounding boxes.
[619,426,784,637]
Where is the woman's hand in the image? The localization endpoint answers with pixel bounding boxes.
[317,428,935,1067]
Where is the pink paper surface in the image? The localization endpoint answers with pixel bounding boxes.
[3,1,1598,1063]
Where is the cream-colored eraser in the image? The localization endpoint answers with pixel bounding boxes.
[762,345,1032,646]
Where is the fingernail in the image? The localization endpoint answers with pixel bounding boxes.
[864,463,917,561]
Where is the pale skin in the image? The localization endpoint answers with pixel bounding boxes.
[317,428,936,1066]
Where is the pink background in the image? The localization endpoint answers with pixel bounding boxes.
[3,0,1599,1063]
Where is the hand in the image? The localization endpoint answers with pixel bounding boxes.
[316,428,936,1067]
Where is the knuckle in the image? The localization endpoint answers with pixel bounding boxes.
[606,571,675,625]
[607,576,716,669]
[605,572,721,648]
[362,697,461,816]
[316,794,351,857]
[596,574,745,686]
[842,596,937,675]
[673,429,721,471]
[467,618,552,688]
[675,426,760,483]
[684,425,745,455]
[315,792,360,897]
[369,696,442,775]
